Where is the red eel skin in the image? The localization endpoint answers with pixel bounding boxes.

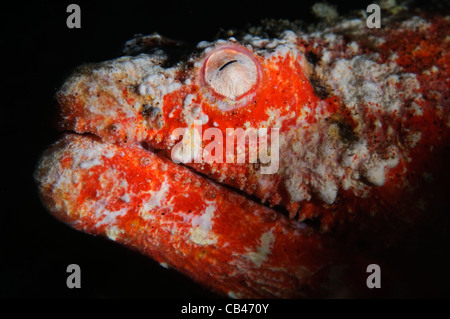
[36,12,450,297]
[36,134,342,298]
[56,14,450,229]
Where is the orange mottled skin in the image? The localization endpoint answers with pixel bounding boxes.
[37,135,343,298]
[37,12,450,297]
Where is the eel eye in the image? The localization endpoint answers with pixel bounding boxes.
[203,45,259,100]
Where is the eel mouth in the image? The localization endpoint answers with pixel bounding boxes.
[36,127,450,298]
[34,131,340,298]
[138,139,307,225]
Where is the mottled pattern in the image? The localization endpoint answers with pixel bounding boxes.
[35,7,449,298]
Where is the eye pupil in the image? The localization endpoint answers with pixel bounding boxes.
[219,60,238,71]
[203,47,259,100]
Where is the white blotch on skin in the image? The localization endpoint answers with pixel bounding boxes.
[246,229,275,267]
[189,205,217,246]
[140,178,170,219]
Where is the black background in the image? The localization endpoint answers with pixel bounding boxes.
[1,0,449,301]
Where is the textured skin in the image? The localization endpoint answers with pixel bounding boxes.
[36,134,341,298]
[35,8,449,298]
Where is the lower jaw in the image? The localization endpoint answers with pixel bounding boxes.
[34,132,450,298]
